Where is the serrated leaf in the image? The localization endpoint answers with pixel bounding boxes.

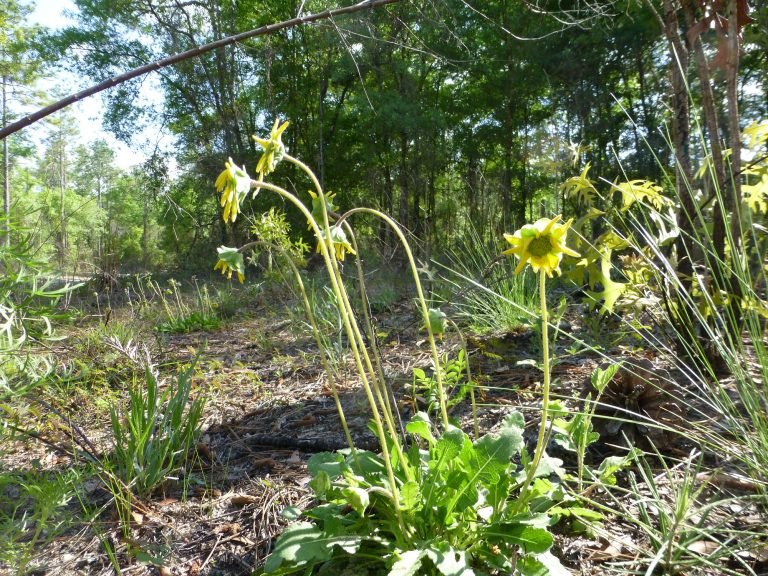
[744,120,768,149]
[472,417,524,484]
[534,453,565,479]
[561,162,598,206]
[743,173,768,214]
[433,426,466,468]
[614,179,670,211]
[585,250,626,315]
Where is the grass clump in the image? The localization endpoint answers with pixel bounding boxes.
[106,358,205,500]
[440,223,538,335]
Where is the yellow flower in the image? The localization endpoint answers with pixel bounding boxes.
[214,246,245,283]
[215,158,251,223]
[503,215,580,278]
[253,118,290,180]
[316,226,356,262]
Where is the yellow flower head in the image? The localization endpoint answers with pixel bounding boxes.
[253,118,290,180]
[215,158,251,223]
[503,215,580,278]
[213,246,245,283]
[316,226,356,262]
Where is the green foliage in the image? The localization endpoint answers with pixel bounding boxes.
[552,363,622,492]
[155,310,221,334]
[442,223,538,335]
[601,450,758,575]
[107,361,205,498]
[265,413,566,575]
[411,350,474,416]
[148,277,222,334]
[0,227,79,392]
[0,469,79,573]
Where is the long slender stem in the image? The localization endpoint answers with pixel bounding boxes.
[516,270,551,502]
[345,222,406,441]
[244,177,408,534]
[283,155,411,477]
[240,239,357,454]
[337,207,450,429]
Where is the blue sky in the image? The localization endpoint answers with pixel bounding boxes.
[28,0,164,170]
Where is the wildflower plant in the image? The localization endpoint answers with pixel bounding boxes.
[212,119,576,574]
[502,215,580,498]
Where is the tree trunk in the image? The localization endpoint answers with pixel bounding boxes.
[653,0,695,290]
[59,121,67,267]
[142,193,149,270]
[726,0,743,254]
[2,73,9,248]
[681,0,729,279]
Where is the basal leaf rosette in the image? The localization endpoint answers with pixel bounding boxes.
[254,118,289,181]
[215,158,252,223]
[214,246,245,283]
[316,226,356,262]
[503,215,580,278]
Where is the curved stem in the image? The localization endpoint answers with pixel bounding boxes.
[282,156,410,473]
[245,179,406,530]
[337,207,449,429]
[241,239,356,454]
[344,222,406,442]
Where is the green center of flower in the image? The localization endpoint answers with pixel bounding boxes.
[528,236,553,258]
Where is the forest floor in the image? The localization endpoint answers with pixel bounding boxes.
[2,282,768,576]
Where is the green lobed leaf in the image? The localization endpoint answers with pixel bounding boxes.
[472,415,524,485]
[585,250,626,315]
[400,480,421,511]
[591,363,621,394]
[599,450,638,485]
[432,426,466,468]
